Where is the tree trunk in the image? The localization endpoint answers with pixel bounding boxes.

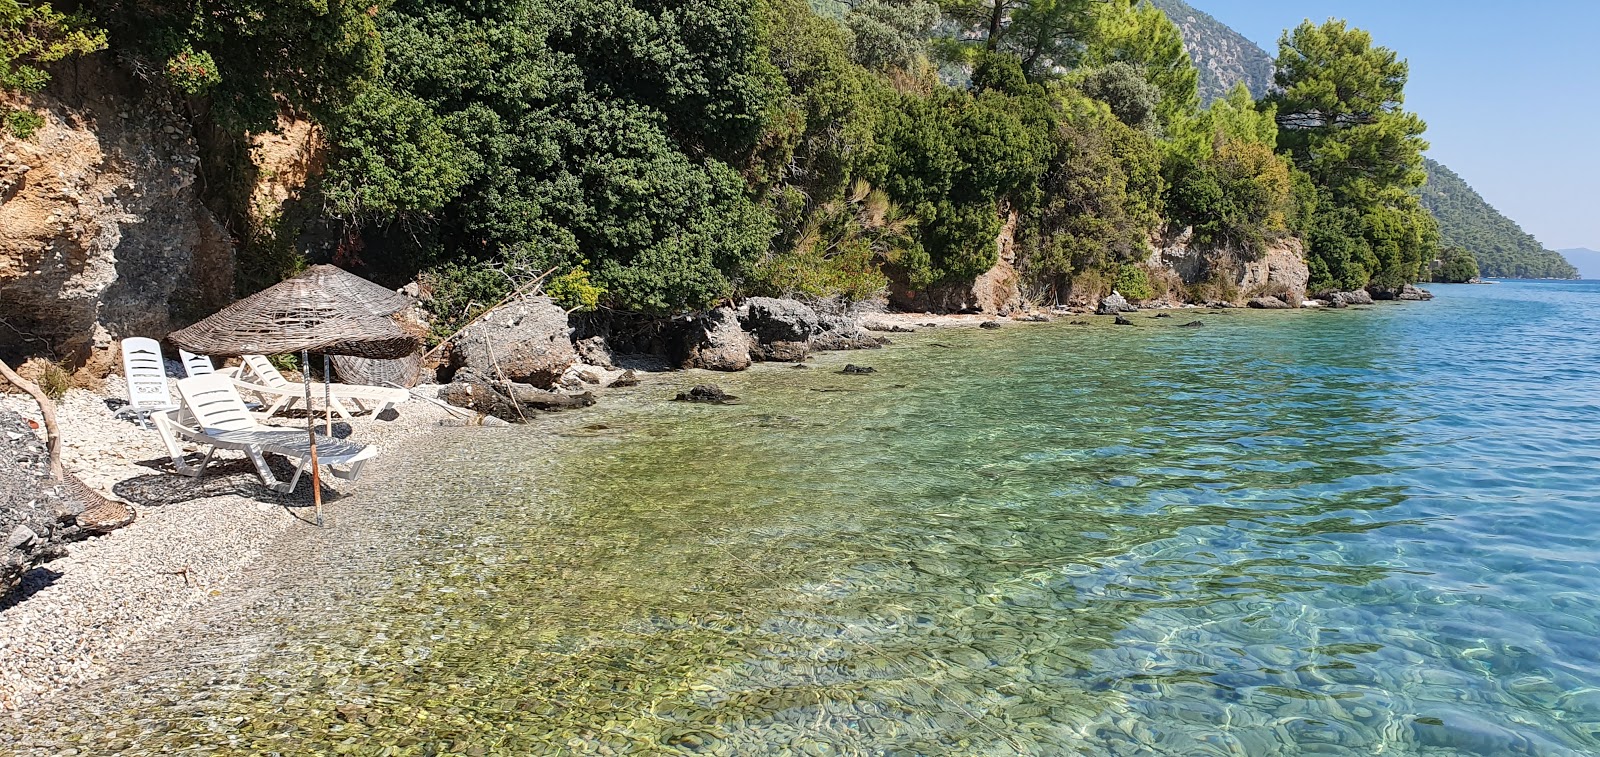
[0,360,65,481]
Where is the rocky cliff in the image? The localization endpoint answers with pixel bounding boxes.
[0,58,234,370]
[1152,228,1310,306]
[1147,0,1275,103]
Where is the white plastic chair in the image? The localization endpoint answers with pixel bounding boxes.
[234,354,409,419]
[113,337,178,428]
[178,349,216,378]
[153,374,378,493]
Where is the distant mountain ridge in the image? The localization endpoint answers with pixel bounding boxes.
[1157,0,1576,280]
[1419,159,1578,279]
[1558,248,1600,280]
[1146,0,1275,101]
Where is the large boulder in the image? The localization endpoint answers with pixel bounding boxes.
[449,294,577,387]
[1,410,84,595]
[1324,290,1374,308]
[812,311,884,352]
[1248,296,1292,309]
[1098,293,1137,314]
[741,297,819,362]
[681,307,753,372]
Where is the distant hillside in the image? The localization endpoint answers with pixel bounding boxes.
[1419,159,1578,279]
[1558,248,1600,280]
[1146,0,1275,102]
[1160,2,1572,280]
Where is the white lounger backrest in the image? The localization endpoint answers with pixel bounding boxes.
[175,374,258,433]
[121,337,172,410]
[179,350,216,377]
[243,354,291,388]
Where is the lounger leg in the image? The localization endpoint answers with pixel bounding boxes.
[260,395,292,419]
[328,459,367,482]
[283,457,308,494]
[328,396,354,419]
[245,447,288,492]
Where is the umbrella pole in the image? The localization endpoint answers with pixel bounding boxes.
[303,349,322,526]
[323,354,333,436]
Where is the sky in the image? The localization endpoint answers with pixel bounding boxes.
[1192,0,1600,251]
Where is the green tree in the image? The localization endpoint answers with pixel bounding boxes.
[1429,246,1479,283]
[1268,20,1434,290]
[1163,85,1292,255]
[82,0,383,130]
[1082,0,1197,129]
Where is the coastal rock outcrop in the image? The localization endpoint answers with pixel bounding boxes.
[1323,290,1374,308]
[885,208,1023,314]
[449,294,577,387]
[681,307,752,372]
[0,59,233,368]
[1153,229,1310,307]
[0,410,83,594]
[741,297,819,362]
[811,310,883,351]
[1369,283,1435,301]
[1098,293,1137,314]
[1248,296,1292,309]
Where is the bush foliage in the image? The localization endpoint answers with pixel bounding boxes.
[7,0,1445,314]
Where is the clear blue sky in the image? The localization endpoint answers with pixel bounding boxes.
[1192,0,1600,251]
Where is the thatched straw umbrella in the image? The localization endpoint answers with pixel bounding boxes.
[169,265,420,522]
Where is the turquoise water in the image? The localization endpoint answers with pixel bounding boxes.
[14,281,1600,755]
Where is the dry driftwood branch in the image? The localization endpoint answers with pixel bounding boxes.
[422,265,560,361]
[0,359,64,481]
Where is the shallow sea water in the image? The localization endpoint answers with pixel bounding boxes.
[11,281,1600,755]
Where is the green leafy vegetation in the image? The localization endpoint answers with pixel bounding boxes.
[0,0,106,92]
[1267,20,1438,293]
[30,0,1449,314]
[1427,246,1479,283]
[1419,159,1578,279]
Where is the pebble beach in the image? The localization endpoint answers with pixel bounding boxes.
[0,376,459,714]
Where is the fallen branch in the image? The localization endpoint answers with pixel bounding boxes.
[0,359,64,481]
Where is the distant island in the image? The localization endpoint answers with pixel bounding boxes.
[1557,248,1600,280]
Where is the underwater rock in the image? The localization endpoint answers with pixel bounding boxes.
[675,384,738,404]
[1179,320,1205,328]
[840,364,876,375]
[979,321,1003,330]
[1114,316,1135,326]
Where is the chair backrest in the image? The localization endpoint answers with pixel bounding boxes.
[121,337,172,409]
[179,350,215,378]
[242,354,290,388]
[175,374,258,433]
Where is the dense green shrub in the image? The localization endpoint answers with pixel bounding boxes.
[1113,263,1154,300]
[0,0,105,92]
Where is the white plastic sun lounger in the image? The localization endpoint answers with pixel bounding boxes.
[113,337,178,428]
[234,354,410,420]
[178,349,216,378]
[154,374,379,493]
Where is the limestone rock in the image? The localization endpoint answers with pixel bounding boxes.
[1324,290,1374,308]
[1248,296,1292,309]
[741,298,819,363]
[811,311,883,351]
[681,307,752,372]
[449,294,577,388]
[1098,293,1137,315]
[0,59,233,366]
[439,368,593,422]
[574,336,616,369]
[674,384,737,404]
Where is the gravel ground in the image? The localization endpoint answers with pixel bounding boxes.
[0,375,460,712]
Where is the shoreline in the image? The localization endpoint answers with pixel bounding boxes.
[0,380,465,713]
[0,299,1422,715]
